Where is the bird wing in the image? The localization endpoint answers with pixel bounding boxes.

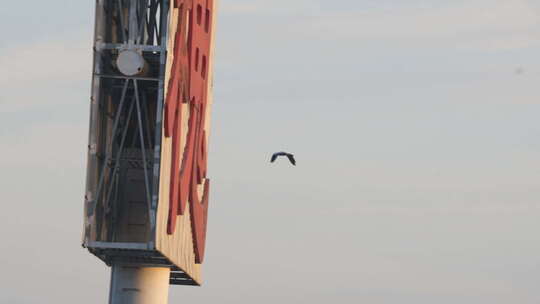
[270,154,278,162]
[286,154,296,166]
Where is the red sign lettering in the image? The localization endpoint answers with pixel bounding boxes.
[164,0,213,264]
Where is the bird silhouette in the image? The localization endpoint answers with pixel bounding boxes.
[270,152,296,166]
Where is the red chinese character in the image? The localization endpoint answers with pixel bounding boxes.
[165,0,213,264]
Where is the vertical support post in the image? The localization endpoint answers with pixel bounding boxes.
[85,0,107,243]
[128,0,139,45]
[109,265,171,304]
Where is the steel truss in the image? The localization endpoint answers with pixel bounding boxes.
[86,0,169,245]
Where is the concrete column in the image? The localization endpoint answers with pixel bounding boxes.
[109,265,170,304]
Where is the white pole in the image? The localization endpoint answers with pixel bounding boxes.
[109,265,170,304]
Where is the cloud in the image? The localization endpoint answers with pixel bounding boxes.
[0,36,92,112]
[0,120,87,170]
[292,0,540,51]
[221,0,322,15]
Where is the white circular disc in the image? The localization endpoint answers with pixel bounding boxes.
[116,50,145,76]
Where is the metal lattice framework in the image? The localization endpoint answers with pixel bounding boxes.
[86,0,169,244]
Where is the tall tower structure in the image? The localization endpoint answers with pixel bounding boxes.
[82,0,217,302]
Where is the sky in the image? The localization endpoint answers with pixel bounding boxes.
[1,0,540,303]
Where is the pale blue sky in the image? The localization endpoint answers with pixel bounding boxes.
[1,1,540,303]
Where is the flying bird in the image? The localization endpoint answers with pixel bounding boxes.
[270,152,296,166]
